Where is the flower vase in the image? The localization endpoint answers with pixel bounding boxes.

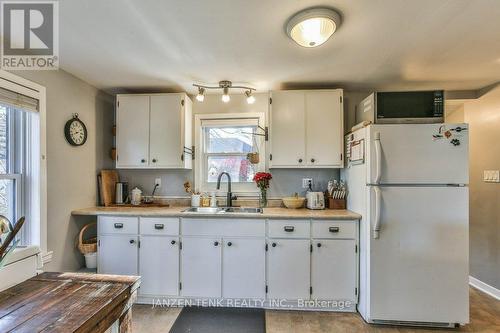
[259,189,268,208]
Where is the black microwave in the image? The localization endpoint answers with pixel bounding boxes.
[357,90,444,124]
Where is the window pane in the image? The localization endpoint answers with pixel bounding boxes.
[207,156,255,183]
[0,178,15,223]
[0,106,7,174]
[206,127,255,153]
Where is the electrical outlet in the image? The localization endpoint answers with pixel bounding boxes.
[302,178,313,189]
[155,178,162,187]
[483,170,500,183]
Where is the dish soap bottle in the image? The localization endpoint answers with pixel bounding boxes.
[210,192,217,208]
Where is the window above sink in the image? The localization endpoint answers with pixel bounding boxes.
[194,113,266,195]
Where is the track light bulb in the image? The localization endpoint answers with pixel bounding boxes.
[245,91,256,104]
[196,87,205,102]
[222,87,230,103]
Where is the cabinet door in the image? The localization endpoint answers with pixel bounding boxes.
[306,90,343,167]
[149,94,183,168]
[139,236,179,296]
[270,91,306,167]
[222,238,265,299]
[181,237,222,297]
[116,95,150,168]
[98,235,138,275]
[267,239,310,299]
[311,239,356,301]
[181,96,193,169]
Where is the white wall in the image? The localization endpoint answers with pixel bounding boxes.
[14,69,114,271]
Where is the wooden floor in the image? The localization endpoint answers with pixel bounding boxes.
[132,288,500,332]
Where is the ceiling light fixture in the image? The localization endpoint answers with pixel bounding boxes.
[193,81,256,104]
[286,7,341,48]
[196,87,205,102]
[245,90,256,104]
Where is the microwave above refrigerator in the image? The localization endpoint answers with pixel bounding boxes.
[356,90,444,124]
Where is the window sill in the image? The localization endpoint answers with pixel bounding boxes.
[1,245,41,266]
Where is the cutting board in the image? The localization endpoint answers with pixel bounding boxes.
[100,170,119,207]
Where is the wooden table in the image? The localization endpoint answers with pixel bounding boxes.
[0,272,140,333]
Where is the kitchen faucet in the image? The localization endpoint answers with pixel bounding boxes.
[216,172,236,207]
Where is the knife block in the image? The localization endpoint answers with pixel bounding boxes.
[328,198,346,210]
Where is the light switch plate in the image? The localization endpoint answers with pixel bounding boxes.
[483,170,500,183]
[302,178,313,189]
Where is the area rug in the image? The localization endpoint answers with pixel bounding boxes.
[169,307,265,333]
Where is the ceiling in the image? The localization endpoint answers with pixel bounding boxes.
[60,0,500,94]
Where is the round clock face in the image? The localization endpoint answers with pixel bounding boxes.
[65,116,87,146]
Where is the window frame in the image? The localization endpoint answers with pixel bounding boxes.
[194,113,266,195]
[0,107,25,241]
[0,70,47,258]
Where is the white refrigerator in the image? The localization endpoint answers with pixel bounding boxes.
[342,123,469,327]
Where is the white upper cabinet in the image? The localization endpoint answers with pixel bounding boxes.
[305,90,343,167]
[269,91,306,167]
[116,95,150,168]
[270,89,344,168]
[116,93,192,169]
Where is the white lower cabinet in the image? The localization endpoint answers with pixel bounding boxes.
[139,236,179,296]
[311,239,357,301]
[267,239,311,300]
[98,234,138,275]
[181,237,222,297]
[97,216,359,310]
[222,238,266,299]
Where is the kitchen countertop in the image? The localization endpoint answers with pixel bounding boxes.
[71,206,361,220]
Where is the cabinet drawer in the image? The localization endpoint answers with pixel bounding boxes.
[311,220,356,239]
[140,217,179,235]
[182,218,265,237]
[268,220,310,238]
[98,216,138,235]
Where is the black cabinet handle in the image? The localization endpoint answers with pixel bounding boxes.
[152,158,157,163]
[141,159,146,163]
[317,243,322,248]
[171,240,176,245]
[227,242,232,247]
[329,226,340,233]
[284,226,295,232]
[114,223,123,229]
[154,224,164,230]
[298,158,303,163]
[311,158,315,163]
[272,242,277,247]
[129,239,135,244]
[214,241,219,246]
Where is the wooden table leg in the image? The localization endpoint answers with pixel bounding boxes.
[118,308,132,333]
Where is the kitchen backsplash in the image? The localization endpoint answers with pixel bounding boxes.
[117,169,339,198]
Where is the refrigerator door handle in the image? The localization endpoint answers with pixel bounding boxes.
[374,132,382,184]
[373,186,381,239]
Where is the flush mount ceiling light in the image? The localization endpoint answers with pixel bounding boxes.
[193,81,256,104]
[286,7,341,48]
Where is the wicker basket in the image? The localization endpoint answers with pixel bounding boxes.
[77,222,97,254]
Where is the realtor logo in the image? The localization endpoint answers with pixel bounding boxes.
[1,1,58,70]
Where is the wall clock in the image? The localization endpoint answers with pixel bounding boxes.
[64,113,88,146]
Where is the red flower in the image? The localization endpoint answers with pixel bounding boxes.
[253,172,272,190]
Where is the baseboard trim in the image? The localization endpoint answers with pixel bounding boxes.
[469,276,500,300]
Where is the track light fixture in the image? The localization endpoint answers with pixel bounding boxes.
[193,81,256,104]
[222,87,230,103]
[245,90,256,104]
[196,87,205,102]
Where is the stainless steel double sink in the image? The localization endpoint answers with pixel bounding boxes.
[182,207,263,214]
